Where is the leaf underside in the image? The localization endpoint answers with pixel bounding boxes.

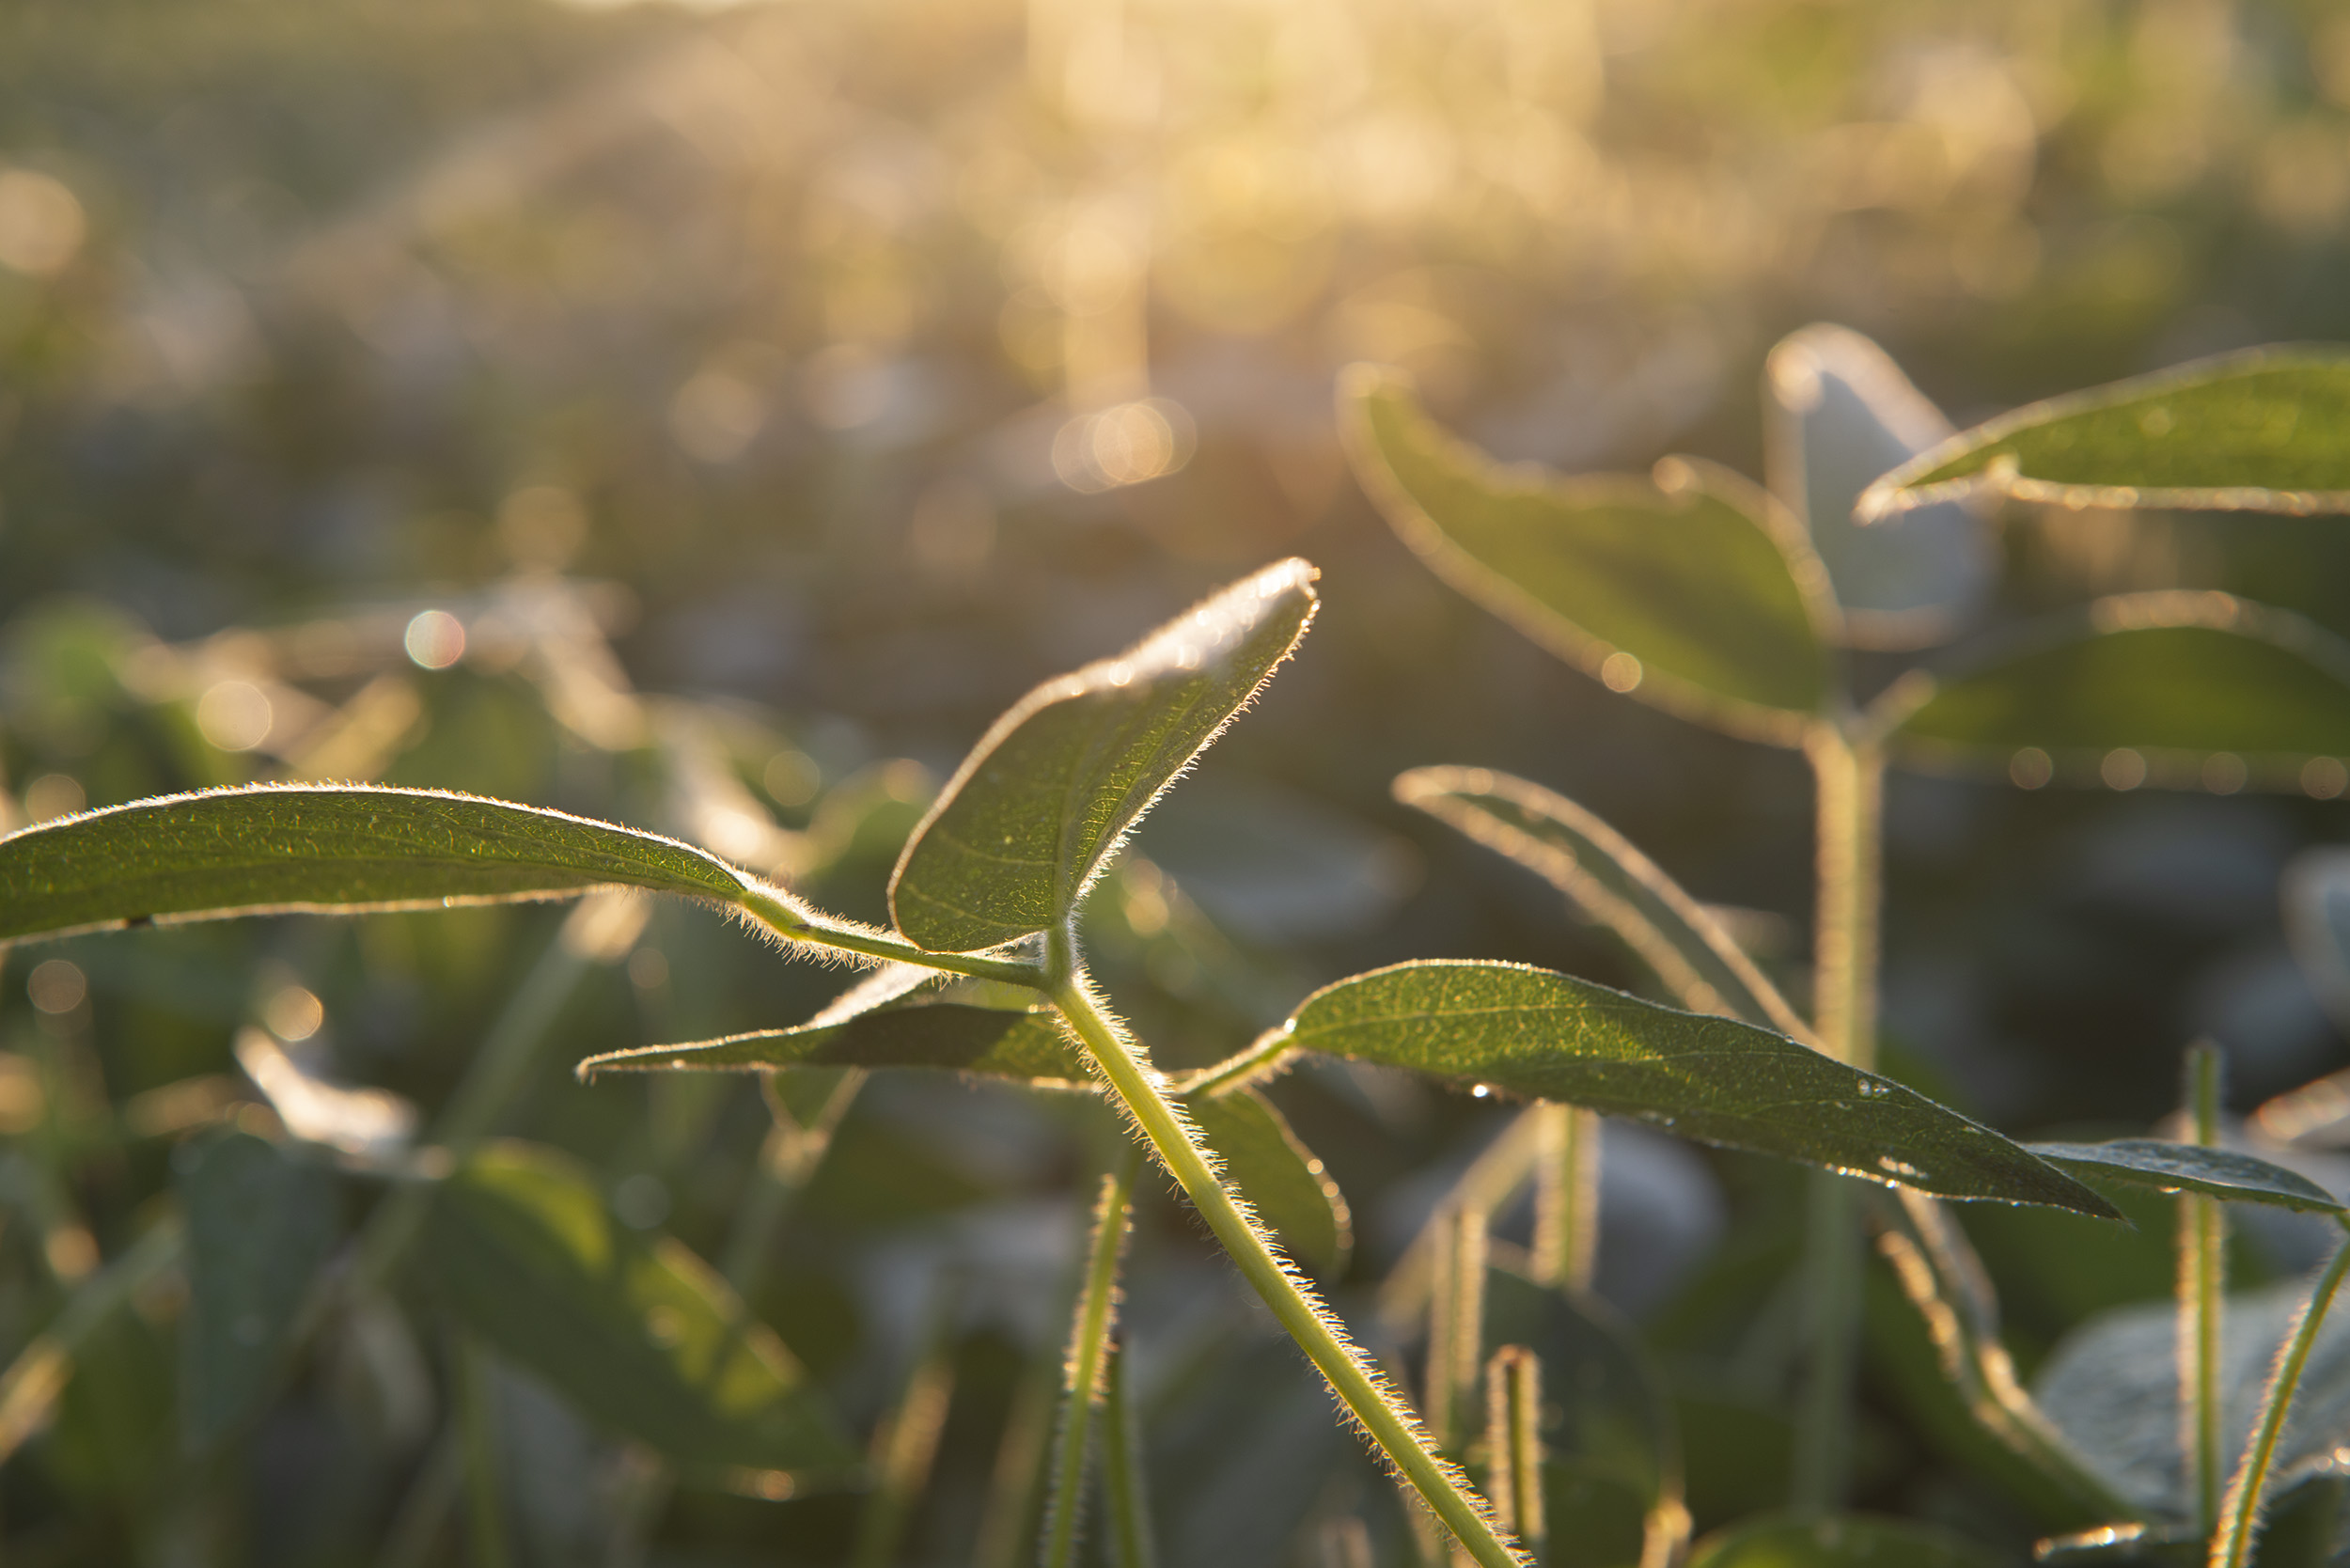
[422,1142,855,1481]
[577,1001,1092,1087]
[1282,960,2120,1217]
[1189,1085,1352,1277]
[1866,348,2350,516]
[0,785,748,945]
[1891,603,2350,788]
[2026,1139,2345,1214]
[1340,366,1833,741]
[888,558,1319,954]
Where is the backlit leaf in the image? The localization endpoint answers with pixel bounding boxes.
[1685,1513,2003,1568]
[1762,323,1993,649]
[422,1142,855,1482]
[577,1001,1090,1088]
[1188,1086,1351,1276]
[2026,1139,2344,1214]
[1394,766,1809,1039]
[1279,960,2120,1217]
[888,558,1319,953]
[1887,596,2350,791]
[176,1131,340,1449]
[1863,347,2350,518]
[0,785,752,946]
[1340,366,1836,743]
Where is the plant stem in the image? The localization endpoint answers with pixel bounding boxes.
[1484,1346,1544,1553]
[1044,936,1527,1568]
[1792,722,1885,1512]
[1041,1151,1139,1568]
[2183,1042,2226,1538]
[2210,1217,2350,1568]
[852,1316,958,1568]
[0,1216,181,1462]
[1531,1102,1599,1294]
[972,1354,1058,1568]
[736,886,1045,987]
[1102,1343,1159,1568]
[1426,1203,1488,1454]
[719,1068,866,1295]
[456,1334,511,1568]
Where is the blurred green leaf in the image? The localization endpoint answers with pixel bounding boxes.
[577,1002,1089,1086]
[1340,366,1835,742]
[422,1141,856,1482]
[1888,598,2350,788]
[1864,347,2350,518]
[1762,322,1993,649]
[176,1131,340,1450]
[2284,848,2350,1037]
[0,785,751,945]
[888,558,1319,953]
[1394,765,1808,1038]
[1280,960,2121,1217]
[1540,1459,1653,1568]
[1187,1085,1351,1276]
[2027,1139,2345,1214]
[1684,1513,2003,1568]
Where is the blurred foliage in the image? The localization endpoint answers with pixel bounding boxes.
[4,0,2350,1562]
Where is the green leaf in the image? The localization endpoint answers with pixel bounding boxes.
[1685,1513,2004,1568]
[577,1001,1090,1088]
[2025,1139,2344,1215]
[175,1132,339,1450]
[0,785,750,946]
[1762,323,1993,649]
[1280,960,2121,1217]
[887,558,1319,954]
[421,1142,855,1483]
[1862,347,2350,518]
[1187,1085,1351,1276]
[1340,365,1836,743]
[1394,766,1808,1039]
[1887,596,2350,790]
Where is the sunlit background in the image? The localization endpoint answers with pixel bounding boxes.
[6,0,2350,1561]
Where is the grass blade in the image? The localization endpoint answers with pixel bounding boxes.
[1281,960,2120,1217]
[1861,347,2350,519]
[889,559,1319,954]
[1341,366,1836,743]
[2023,1140,2344,1215]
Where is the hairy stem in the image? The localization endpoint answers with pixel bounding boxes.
[1042,1152,1139,1568]
[2210,1218,2350,1568]
[1044,935,1526,1568]
[1792,723,1885,1512]
[1484,1346,1544,1553]
[736,887,1045,986]
[2184,1043,2226,1538]
[1426,1204,1488,1453]
[1531,1102,1599,1294]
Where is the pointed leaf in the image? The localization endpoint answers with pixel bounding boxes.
[1863,347,2350,518]
[1188,1085,1352,1276]
[1762,323,1993,648]
[1888,596,2350,790]
[1279,960,2120,1217]
[1340,366,1836,743]
[0,785,751,945]
[2026,1139,2344,1214]
[1686,1513,2003,1568]
[421,1142,856,1482]
[176,1131,340,1449]
[578,1001,1090,1088]
[1395,766,1809,1040]
[888,559,1319,953]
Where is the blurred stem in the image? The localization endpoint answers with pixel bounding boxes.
[1530,1102,1599,1294]
[1044,929,1527,1568]
[1483,1346,1544,1554]
[1041,1151,1139,1568]
[720,1068,866,1295]
[2183,1043,2226,1539]
[0,1216,181,1464]
[1102,1342,1158,1568]
[2211,1216,2350,1568]
[1426,1204,1488,1454]
[376,1422,464,1568]
[456,1335,511,1568]
[971,1353,1058,1568]
[852,1308,959,1568]
[1792,722,1883,1512]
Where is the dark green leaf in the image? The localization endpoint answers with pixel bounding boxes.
[1394,766,1808,1039]
[1888,597,2350,790]
[1685,1513,2004,1568]
[2027,1139,2345,1214]
[0,785,750,945]
[888,558,1319,953]
[175,1132,339,1450]
[1541,1461,1653,1568]
[1863,347,2350,518]
[1762,322,1992,649]
[1280,960,2120,1217]
[1187,1086,1351,1276]
[1340,366,1836,742]
[576,1002,1089,1087]
[422,1142,855,1482]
